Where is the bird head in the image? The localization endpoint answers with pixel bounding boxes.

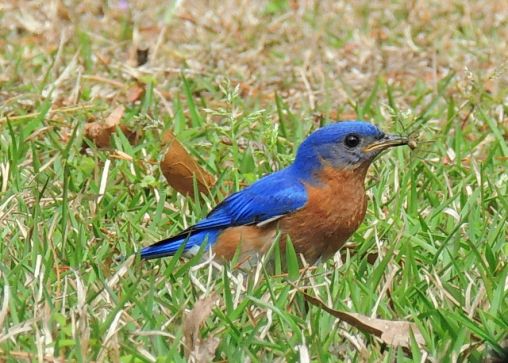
[293,121,409,176]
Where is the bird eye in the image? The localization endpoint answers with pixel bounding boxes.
[344,134,360,148]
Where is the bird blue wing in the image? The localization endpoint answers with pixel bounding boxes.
[196,168,307,228]
[141,167,307,259]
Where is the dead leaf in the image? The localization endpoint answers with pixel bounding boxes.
[338,111,358,120]
[126,84,145,103]
[299,290,425,349]
[104,106,125,128]
[160,130,215,197]
[183,294,219,363]
[484,78,495,94]
[119,124,142,145]
[193,337,220,363]
[84,106,125,148]
[56,1,71,21]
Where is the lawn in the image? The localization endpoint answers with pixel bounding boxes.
[0,1,507,362]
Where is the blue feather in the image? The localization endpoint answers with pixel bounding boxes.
[140,229,220,259]
[294,120,383,175]
[141,166,307,259]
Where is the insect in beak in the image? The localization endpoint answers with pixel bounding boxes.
[363,134,410,153]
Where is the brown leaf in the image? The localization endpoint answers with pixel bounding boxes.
[193,337,220,363]
[57,0,71,21]
[126,84,145,103]
[119,124,142,145]
[104,105,125,128]
[300,290,425,349]
[160,131,215,197]
[183,294,219,363]
[84,106,125,148]
[84,122,111,148]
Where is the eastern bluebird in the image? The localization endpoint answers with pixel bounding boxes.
[141,121,409,266]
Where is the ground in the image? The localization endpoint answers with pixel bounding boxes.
[0,0,507,362]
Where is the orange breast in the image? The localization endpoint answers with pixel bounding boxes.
[279,164,368,263]
[212,164,369,266]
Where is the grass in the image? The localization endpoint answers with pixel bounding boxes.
[1,1,507,362]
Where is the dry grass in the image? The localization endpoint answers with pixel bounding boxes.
[3,1,508,112]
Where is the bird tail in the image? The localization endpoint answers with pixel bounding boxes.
[140,229,220,260]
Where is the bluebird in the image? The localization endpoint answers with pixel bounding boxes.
[141,121,409,266]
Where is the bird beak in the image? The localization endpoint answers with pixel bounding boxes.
[363,134,409,153]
